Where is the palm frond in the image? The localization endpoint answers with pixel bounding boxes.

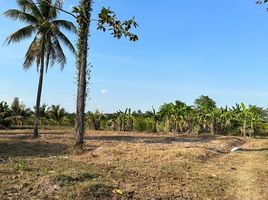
[37,0,52,18]
[52,26,76,54]
[6,0,75,72]
[4,9,38,24]
[23,36,40,69]
[52,20,77,33]
[45,35,56,72]
[48,0,63,19]
[5,25,36,45]
[52,37,66,70]
[45,35,52,72]
[16,0,43,19]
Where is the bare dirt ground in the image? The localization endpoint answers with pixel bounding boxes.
[0,130,267,200]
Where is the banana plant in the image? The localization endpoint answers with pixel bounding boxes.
[248,105,263,136]
[86,110,104,131]
[159,103,176,133]
[214,107,232,135]
[173,101,189,133]
[116,110,126,131]
[143,107,160,133]
[238,103,251,137]
[116,108,133,131]
[150,107,160,133]
[125,108,134,131]
[233,103,262,137]
[183,106,197,134]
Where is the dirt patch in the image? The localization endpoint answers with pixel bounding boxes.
[0,130,267,199]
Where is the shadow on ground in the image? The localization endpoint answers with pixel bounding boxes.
[241,148,268,152]
[0,140,68,158]
[0,131,72,136]
[86,135,243,144]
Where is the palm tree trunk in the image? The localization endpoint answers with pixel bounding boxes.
[74,0,92,146]
[33,48,45,138]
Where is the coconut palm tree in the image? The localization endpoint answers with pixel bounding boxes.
[47,104,65,125]
[4,0,76,138]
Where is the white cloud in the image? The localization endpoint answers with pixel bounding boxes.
[100,89,108,95]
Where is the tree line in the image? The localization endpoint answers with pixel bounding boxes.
[1,96,267,137]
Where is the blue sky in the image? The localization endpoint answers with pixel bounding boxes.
[1,0,268,112]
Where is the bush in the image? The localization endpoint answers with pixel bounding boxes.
[134,117,148,132]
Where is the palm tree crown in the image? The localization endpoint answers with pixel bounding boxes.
[4,0,76,71]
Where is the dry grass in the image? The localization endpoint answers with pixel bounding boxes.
[0,130,267,199]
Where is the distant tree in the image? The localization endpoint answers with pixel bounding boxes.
[11,97,24,116]
[8,97,26,125]
[47,105,65,125]
[39,104,48,118]
[0,101,12,128]
[249,105,268,120]
[4,0,76,138]
[194,95,216,111]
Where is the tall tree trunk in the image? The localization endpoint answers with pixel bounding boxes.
[74,0,91,146]
[33,47,45,138]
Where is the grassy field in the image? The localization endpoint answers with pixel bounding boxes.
[0,130,267,200]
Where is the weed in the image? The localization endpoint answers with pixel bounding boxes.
[14,160,28,171]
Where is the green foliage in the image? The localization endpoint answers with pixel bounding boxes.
[97,7,138,41]
[4,0,76,71]
[86,110,104,131]
[4,0,76,137]
[195,95,216,111]
[134,116,148,132]
[0,101,12,128]
[14,160,29,171]
[1,95,266,137]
